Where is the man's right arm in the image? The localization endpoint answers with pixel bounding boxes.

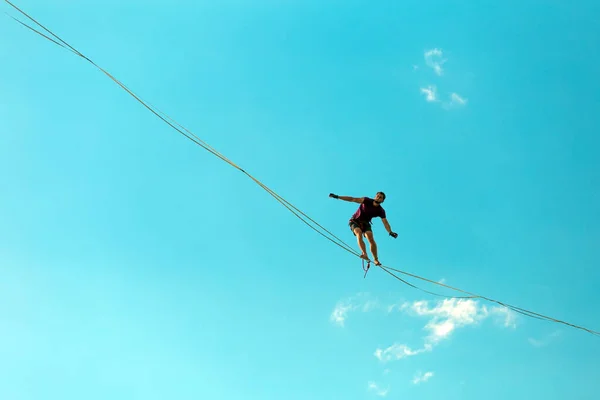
[329,194,364,203]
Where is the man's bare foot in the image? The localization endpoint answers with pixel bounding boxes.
[373,259,381,266]
[360,253,369,261]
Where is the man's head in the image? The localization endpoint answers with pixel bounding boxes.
[374,191,386,204]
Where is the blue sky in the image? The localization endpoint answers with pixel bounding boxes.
[2,0,600,399]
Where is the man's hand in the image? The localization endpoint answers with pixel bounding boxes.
[382,219,396,237]
[329,193,339,199]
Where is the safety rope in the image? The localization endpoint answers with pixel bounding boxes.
[362,258,370,278]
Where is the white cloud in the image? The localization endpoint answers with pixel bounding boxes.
[367,381,390,397]
[330,302,354,327]
[375,299,517,362]
[417,48,469,109]
[420,85,438,102]
[528,331,561,347]
[491,306,517,329]
[412,371,434,385]
[424,48,446,76]
[420,88,469,109]
[450,92,467,105]
[330,294,517,364]
[441,92,468,109]
[374,343,432,362]
[329,293,379,327]
[407,298,490,343]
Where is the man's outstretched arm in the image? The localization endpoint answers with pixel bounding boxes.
[329,193,364,203]
[382,218,398,238]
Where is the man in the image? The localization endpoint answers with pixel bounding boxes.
[329,192,398,266]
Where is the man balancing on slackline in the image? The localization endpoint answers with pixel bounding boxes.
[329,192,398,266]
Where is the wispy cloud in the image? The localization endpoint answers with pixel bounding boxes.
[440,92,468,109]
[417,48,469,109]
[329,293,378,327]
[450,92,467,105]
[528,331,561,347]
[374,343,432,362]
[331,294,517,367]
[491,306,517,329]
[424,48,446,76]
[330,302,353,326]
[374,298,517,362]
[422,91,468,109]
[420,85,438,102]
[367,381,390,397]
[407,298,491,344]
[412,371,434,385]
[331,294,516,333]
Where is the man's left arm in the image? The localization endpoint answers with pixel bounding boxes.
[382,218,398,238]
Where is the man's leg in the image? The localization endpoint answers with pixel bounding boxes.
[354,229,369,259]
[364,231,380,265]
[350,222,369,259]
